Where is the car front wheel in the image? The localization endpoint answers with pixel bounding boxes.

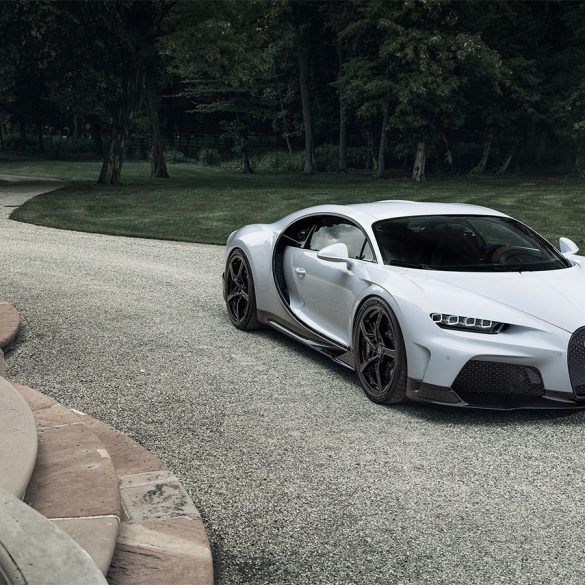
[224,249,261,331]
[352,298,407,404]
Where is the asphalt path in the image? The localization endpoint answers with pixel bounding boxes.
[2,175,585,585]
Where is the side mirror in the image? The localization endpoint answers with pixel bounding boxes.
[559,237,579,256]
[317,243,351,267]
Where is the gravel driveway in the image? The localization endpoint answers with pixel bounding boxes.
[2,176,585,585]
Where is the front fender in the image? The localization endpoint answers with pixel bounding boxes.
[225,224,278,313]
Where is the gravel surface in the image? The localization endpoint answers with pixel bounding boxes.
[2,176,585,585]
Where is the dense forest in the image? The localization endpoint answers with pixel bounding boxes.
[1,0,585,183]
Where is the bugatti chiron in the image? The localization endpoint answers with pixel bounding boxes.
[223,201,585,409]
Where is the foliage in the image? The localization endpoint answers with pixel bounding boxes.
[251,150,303,172]
[3,1,585,179]
[163,147,186,164]
[198,147,221,166]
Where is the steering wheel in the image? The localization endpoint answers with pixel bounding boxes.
[490,246,541,264]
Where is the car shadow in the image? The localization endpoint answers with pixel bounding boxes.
[253,327,585,427]
[397,401,585,427]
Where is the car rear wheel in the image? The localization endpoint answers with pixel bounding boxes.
[353,298,407,404]
[224,249,261,331]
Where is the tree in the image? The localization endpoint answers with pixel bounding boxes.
[163,0,275,173]
[95,2,172,184]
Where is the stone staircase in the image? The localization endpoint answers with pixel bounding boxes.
[0,303,213,585]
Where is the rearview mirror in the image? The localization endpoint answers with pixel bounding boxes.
[317,243,351,266]
[559,237,579,256]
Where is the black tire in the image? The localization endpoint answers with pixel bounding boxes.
[352,298,408,404]
[224,249,261,331]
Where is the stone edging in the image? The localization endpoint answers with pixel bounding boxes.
[1,301,213,583]
[0,301,19,350]
[17,385,214,585]
[0,377,37,499]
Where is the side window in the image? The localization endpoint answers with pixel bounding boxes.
[282,217,317,248]
[307,216,375,262]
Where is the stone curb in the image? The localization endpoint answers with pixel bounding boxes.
[0,300,19,349]
[15,385,214,585]
[16,384,121,576]
[0,487,108,585]
[0,377,38,499]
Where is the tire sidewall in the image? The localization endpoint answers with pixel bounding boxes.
[225,249,259,331]
[352,297,407,404]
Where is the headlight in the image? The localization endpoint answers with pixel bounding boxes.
[430,313,506,334]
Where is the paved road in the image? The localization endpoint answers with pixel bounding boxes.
[2,176,585,585]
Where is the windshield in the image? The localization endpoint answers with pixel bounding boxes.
[373,215,571,272]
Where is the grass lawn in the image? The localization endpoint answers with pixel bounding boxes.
[2,155,585,247]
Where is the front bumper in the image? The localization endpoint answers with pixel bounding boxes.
[406,378,585,410]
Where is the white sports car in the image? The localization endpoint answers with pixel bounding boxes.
[223,201,585,409]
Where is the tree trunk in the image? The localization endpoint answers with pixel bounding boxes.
[19,121,26,151]
[494,149,514,177]
[412,141,427,182]
[284,135,293,155]
[98,117,128,185]
[91,122,103,157]
[534,128,547,164]
[575,152,585,178]
[72,114,79,142]
[37,123,44,153]
[366,130,374,171]
[240,135,253,174]
[145,64,169,179]
[469,140,491,175]
[298,37,313,175]
[374,104,390,178]
[337,46,347,173]
[98,68,143,185]
[278,96,294,155]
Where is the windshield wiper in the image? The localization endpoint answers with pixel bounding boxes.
[387,260,430,269]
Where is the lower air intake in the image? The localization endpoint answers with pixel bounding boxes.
[452,360,544,396]
[568,327,585,398]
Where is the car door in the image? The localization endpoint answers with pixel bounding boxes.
[284,215,376,346]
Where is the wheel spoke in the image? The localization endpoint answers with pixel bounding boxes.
[359,321,376,350]
[381,347,396,359]
[236,261,244,277]
[374,310,382,336]
[240,290,249,302]
[375,360,383,392]
[235,295,243,320]
[227,291,239,302]
[359,355,379,373]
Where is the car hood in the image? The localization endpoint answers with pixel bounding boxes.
[404,264,585,333]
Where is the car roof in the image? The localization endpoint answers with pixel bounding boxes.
[346,200,508,221]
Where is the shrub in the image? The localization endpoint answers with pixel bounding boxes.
[198,147,221,166]
[251,150,303,172]
[49,138,96,161]
[164,147,186,164]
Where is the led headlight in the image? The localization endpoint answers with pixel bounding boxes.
[430,313,506,334]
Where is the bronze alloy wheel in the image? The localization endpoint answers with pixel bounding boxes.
[225,249,261,330]
[353,298,407,404]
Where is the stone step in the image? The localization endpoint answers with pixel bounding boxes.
[15,385,214,585]
[0,301,19,350]
[80,413,214,585]
[0,486,108,585]
[15,384,121,576]
[0,377,38,499]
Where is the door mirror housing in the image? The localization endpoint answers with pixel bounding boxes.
[559,237,579,257]
[317,243,351,267]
